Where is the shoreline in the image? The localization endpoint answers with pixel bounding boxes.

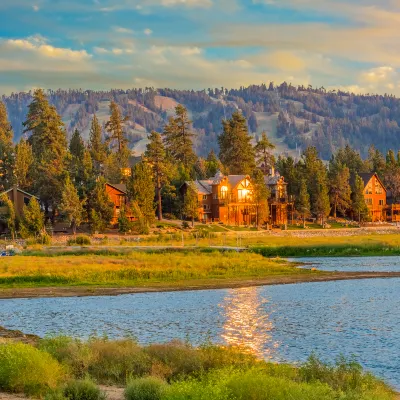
[1,271,400,299]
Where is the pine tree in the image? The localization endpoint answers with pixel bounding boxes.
[118,205,132,234]
[88,177,114,233]
[205,150,220,178]
[130,161,155,227]
[60,175,85,234]
[145,131,170,221]
[251,169,270,228]
[386,149,396,166]
[19,197,44,238]
[89,114,108,175]
[296,179,310,228]
[276,155,298,197]
[23,89,67,218]
[367,145,385,176]
[313,175,331,225]
[352,174,369,223]
[254,131,275,171]
[68,129,86,186]
[0,194,16,239]
[328,161,351,218]
[183,183,199,227]
[105,101,130,170]
[0,101,14,191]
[218,111,255,175]
[163,105,197,170]
[14,139,34,191]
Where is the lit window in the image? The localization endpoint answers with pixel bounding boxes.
[220,186,228,199]
[203,195,208,200]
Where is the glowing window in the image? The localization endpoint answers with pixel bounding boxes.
[220,186,228,199]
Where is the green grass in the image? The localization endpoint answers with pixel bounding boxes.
[0,250,316,289]
[0,338,394,400]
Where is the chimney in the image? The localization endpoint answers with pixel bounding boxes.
[269,167,275,176]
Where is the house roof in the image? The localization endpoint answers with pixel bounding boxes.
[357,172,386,192]
[106,183,127,194]
[185,180,213,195]
[227,175,247,189]
[264,175,286,186]
[0,187,38,199]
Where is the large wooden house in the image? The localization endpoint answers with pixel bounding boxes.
[182,171,291,226]
[358,173,387,222]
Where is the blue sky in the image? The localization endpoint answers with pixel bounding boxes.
[1,0,400,95]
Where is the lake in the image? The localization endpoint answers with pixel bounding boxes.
[0,257,400,388]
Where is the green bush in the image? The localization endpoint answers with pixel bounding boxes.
[125,377,166,400]
[0,342,65,396]
[67,236,91,246]
[63,379,106,400]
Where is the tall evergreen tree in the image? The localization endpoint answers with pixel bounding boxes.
[145,131,170,221]
[0,193,16,239]
[205,150,220,178]
[254,131,275,171]
[14,139,34,191]
[105,101,130,171]
[352,174,369,223]
[130,161,155,228]
[276,155,298,198]
[88,177,114,233]
[296,179,310,228]
[251,169,270,228]
[89,114,108,175]
[313,174,331,225]
[60,176,85,235]
[218,111,255,174]
[19,197,44,238]
[23,89,67,218]
[183,183,199,227]
[68,129,86,186]
[328,161,351,218]
[367,145,385,176]
[0,101,14,191]
[163,105,197,170]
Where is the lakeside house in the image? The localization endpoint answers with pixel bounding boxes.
[105,183,135,224]
[357,173,387,222]
[181,171,293,226]
[0,186,38,233]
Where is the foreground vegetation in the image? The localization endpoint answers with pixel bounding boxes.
[0,337,395,400]
[0,250,317,289]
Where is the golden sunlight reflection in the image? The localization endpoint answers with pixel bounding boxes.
[219,287,279,358]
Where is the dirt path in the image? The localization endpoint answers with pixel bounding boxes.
[1,271,400,299]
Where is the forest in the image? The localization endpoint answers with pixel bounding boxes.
[3,82,400,159]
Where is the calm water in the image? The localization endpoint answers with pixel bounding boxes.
[1,257,400,387]
[295,256,400,272]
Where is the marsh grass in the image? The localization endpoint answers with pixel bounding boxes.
[0,338,395,400]
[0,251,313,288]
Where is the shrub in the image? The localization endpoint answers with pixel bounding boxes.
[0,342,66,396]
[125,377,166,400]
[63,379,106,400]
[67,236,91,246]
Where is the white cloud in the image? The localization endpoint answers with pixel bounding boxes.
[32,4,39,11]
[144,28,153,35]
[114,26,135,34]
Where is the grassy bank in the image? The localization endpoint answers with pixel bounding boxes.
[0,251,316,289]
[0,337,395,399]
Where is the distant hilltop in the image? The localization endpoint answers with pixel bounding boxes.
[2,83,400,159]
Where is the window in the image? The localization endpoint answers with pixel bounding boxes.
[24,196,30,206]
[365,184,372,195]
[379,200,385,206]
[203,195,208,200]
[220,186,228,199]
[375,183,383,195]
[365,198,373,205]
[238,189,252,202]
[203,204,209,211]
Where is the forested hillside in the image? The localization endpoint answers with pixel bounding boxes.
[3,82,400,159]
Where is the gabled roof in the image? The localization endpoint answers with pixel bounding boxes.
[106,183,127,194]
[264,175,287,186]
[357,172,386,192]
[0,187,38,199]
[185,180,213,195]
[227,175,247,189]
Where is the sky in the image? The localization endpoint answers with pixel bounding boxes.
[1,0,400,95]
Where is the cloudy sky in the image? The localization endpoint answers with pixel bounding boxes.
[1,0,400,95]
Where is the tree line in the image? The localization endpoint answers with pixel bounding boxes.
[0,89,399,239]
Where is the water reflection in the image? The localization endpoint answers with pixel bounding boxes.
[220,287,279,358]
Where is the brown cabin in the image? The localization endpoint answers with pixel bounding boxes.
[0,186,38,233]
[105,183,135,225]
[358,173,387,222]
